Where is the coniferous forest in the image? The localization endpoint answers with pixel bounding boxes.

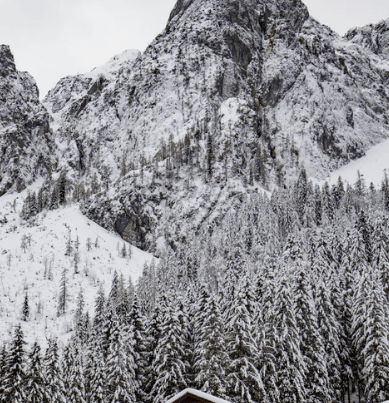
[2,170,389,403]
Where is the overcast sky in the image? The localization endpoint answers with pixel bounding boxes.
[0,0,388,98]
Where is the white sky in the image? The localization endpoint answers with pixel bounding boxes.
[0,0,388,98]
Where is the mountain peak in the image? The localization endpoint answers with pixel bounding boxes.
[167,0,196,24]
[345,17,389,59]
[0,44,16,76]
[166,0,310,40]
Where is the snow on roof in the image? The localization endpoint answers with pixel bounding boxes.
[166,389,232,403]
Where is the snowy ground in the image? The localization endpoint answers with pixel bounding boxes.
[320,138,389,187]
[0,183,155,348]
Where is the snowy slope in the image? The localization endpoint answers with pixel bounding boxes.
[320,138,389,187]
[0,183,155,347]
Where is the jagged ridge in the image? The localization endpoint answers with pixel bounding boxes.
[346,18,389,60]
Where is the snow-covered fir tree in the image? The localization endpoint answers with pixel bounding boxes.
[150,292,190,403]
[25,342,47,403]
[1,324,27,403]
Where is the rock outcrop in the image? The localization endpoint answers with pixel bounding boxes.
[346,18,389,60]
[0,45,55,195]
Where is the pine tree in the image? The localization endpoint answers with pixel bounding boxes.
[43,339,65,403]
[65,343,86,403]
[347,224,369,276]
[220,244,247,313]
[355,210,372,263]
[105,317,137,403]
[20,192,31,220]
[282,230,304,263]
[192,285,210,352]
[371,216,389,297]
[74,289,86,342]
[22,293,29,322]
[150,292,189,403]
[62,344,73,393]
[37,187,44,213]
[121,242,127,258]
[333,176,345,210]
[381,170,389,211]
[57,268,68,317]
[137,260,157,316]
[308,229,334,284]
[315,280,342,402]
[184,285,199,387]
[65,231,72,256]
[116,273,129,318]
[58,171,67,206]
[49,185,59,210]
[128,276,135,305]
[107,270,120,315]
[93,284,106,329]
[100,309,115,361]
[266,278,306,403]
[0,344,8,393]
[143,294,165,401]
[86,346,106,403]
[127,294,149,403]
[27,192,37,217]
[224,274,266,403]
[313,184,322,225]
[338,240,358,402]
[352,269,389,403]
[194,291,229,399]
[74,235,80,274]
[293,263,330,403]
[354,170,366,199]
[1,324,27,403]
[322,181,334,223]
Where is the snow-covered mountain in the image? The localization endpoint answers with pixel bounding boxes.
[41,0,389,251]
[2,4,389,400]
[44,0,389,179]
[2,0,389,340]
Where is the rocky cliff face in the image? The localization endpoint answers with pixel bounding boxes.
[0,45,55,195]
[346,18,389,60]
[39,0,389,250]
[44,0,389,181]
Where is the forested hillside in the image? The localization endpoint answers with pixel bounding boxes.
[2,171,389,403]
